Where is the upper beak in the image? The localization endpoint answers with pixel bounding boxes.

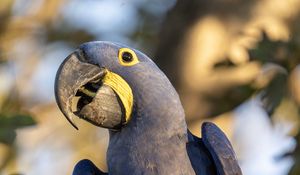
[54,51,106,129]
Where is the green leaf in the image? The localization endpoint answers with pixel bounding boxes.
[260,71,288,115]
[0,113,35,145]
[0,113,36,129]
[249,32,289,63]
[0,128,16,145]
[249,31,300,71]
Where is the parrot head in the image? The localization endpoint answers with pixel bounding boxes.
[55,41,183,131]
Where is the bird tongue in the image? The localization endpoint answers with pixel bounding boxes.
[75,84,125,129]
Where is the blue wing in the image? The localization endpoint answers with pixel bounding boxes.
[187,130,217,175]
[72,159,108,175]
[201,122,242,175]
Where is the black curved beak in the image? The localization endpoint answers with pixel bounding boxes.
[54,51,107,129]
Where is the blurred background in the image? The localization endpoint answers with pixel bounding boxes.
[0,0,300,174]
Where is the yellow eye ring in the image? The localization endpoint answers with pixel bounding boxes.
[118,48,139,66]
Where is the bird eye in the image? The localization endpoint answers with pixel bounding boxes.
[118,48,139,66]
[122,52,133,62]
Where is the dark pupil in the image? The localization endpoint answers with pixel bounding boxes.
[122,52,133,62]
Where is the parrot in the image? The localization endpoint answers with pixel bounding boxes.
[54,41,242,175]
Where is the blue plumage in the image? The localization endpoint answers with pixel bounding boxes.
[55,41,242,175]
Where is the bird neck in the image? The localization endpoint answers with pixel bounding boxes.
[108,115,195,174]
[107,65,195,174]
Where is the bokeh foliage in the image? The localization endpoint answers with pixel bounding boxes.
[0,0,300,174]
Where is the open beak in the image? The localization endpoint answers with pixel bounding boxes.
[55,51,130,130]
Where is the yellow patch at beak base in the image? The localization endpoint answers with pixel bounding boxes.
[102,70,133,124]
